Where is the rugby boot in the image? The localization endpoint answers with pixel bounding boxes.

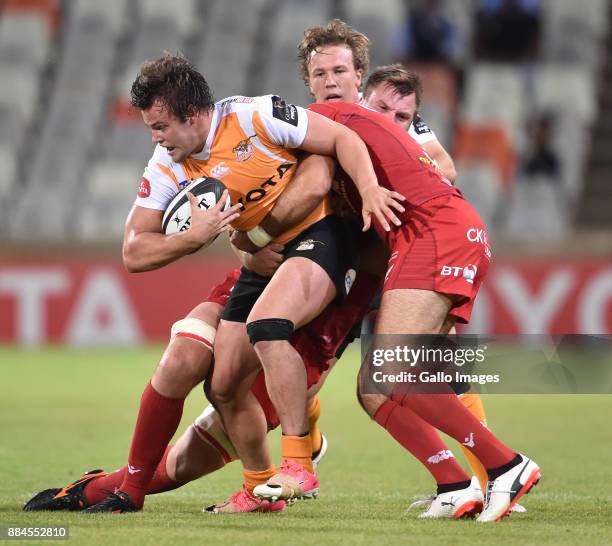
[253,459,319,502]
[82,490,138,514]
[477,454,541,522]
[23,469,107,511]
[203,487,286,514]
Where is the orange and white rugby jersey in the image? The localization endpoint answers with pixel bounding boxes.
[134,94,331,244]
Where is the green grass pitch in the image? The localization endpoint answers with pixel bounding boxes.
[1,344,611,545]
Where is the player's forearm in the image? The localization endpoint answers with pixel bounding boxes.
[261,154,334,236]
[423,140,457,183]
[230,242,250,268]
[122,231,202,272]
[436,153,457,183]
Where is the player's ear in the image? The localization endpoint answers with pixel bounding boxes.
[185,105,200,125]
[355,69,363,90]
[307,77,316,98]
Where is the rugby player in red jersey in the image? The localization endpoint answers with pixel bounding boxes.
[235,21,539,521]
[295,99,541,522]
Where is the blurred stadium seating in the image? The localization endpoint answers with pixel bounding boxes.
[1,0,610,344]
[0,0,609,244]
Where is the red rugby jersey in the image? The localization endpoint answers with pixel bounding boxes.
[308,101,459,211]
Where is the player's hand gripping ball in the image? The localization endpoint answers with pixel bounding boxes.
[162,177,232,246]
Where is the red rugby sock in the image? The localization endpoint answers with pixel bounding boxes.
[374,399,469,485]
[117,383,184,508]
[84,446,178,506]
[400,393,516,469]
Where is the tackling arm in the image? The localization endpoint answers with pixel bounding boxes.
[299,110,405,231]
[259,153,335,236]
[423,139,457,183]
[231,153,335,253]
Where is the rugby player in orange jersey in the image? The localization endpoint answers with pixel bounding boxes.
[23,59,428,516]
[75,53,404,514]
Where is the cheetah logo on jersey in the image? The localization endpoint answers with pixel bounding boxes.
[233,135,256,162]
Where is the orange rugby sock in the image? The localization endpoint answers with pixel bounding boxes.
[308,396,322,454]
[281,435,314,473]
[459,392,489,490]
[243,467,276,494]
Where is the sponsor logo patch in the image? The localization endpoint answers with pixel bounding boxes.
[221,96,255,105]
[411,114,432,135]
[271,96,299,127]
[344,268,356,295]
[440,264,478,284]
[211,162,231,178]
[418,155,434,167]
[462,264,478,284]
[462,432,475,448]
[467,228,488,245]
[137,177,151,198]
[295,239,324,251]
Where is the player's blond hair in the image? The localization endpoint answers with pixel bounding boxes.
[364,64,423,107]
[297,19,370,88]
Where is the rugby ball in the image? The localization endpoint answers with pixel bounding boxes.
[161,177,231,237]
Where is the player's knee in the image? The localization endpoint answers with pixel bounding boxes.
[157,347,210,390]
[207,372,242,407]
[356,383,383,418]
[167,318,215,369]
[246,318,294,346]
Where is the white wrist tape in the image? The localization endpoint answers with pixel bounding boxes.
[246,225,273,248]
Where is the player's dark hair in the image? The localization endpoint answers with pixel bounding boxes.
[130,53,214,121]
[364,64,423,107]
[298,19,370,88]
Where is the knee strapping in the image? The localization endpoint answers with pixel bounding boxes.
[171,318,216,350]
[246,318,294,345]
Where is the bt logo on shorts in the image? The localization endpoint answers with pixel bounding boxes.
[467,228,488,245]
[440,264,478,284]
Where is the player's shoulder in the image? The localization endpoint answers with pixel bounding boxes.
[219,94,305,134]
[215,94,284,117]
[308,100,364,119]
